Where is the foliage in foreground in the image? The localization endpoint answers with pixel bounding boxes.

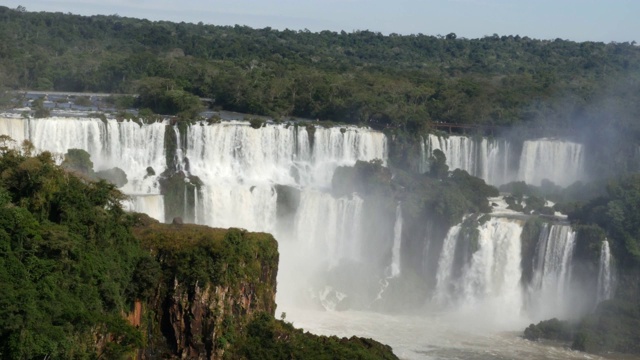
[0,149,147,359]
[230,312,397,360]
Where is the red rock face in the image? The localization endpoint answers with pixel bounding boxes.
[126,300,143,328]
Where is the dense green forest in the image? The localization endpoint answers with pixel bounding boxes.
[1,6,640,133]
[0,146,147,358]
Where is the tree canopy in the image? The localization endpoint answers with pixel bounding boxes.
[0,6,639,133]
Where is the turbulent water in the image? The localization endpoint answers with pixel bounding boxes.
[0,114,612,359]
[422,134,586,187]
[288,309,605,360]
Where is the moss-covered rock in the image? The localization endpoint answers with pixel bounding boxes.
[95,166,128,188]
[524,318,573,342]
[132,219,278,359]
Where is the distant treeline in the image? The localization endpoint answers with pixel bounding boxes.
[1,6,640,133]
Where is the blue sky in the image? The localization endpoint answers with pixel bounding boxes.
[3,0,638,43]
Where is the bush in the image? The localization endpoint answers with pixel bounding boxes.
[61,148,94,175]
[248,117,264,129]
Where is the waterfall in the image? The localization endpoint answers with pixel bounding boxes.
[0,116,27,143]
[0,115,386,244]
[433,224,463,305]
[517,139,585,187]
[293,190,364,267]
[423,134,585,187]
[0,115,169,223]
[419,136,428,174]
[173,126,188,173]
[185,122,386,188]
[597,240,613,303]
[480,138,513,186]
[0,116,167,194]
[424,134,514,186]
[185,121,386,233]
[389,204,403,277]
[528,224,577,319]
[312,126,388,187]
[433,218,524,321]
[427,134,477,176]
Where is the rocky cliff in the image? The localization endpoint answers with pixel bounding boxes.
[130,215,277,359]
[129,214,397,360]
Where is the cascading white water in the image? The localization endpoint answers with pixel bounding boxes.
[375,203,404,301]
[597,240,613,303]
[0,116,167,193]
[173,126,188,173]
[424,134,514,186]
[480,138,513,186]
[0,115,167,212]
[433,217,524,325]
[419,136,429,174]
[293,190,364,267]
[185,121,386,233]
[423,134,586,187]
[180,121,388,310]
[517,139,585,187]
[433,224,463,305]
[528,224,577,320]
[426,134,477,176]
[0,116,27,143]
[312,126,388,187]
[185,121,386,188]
[389,204,403,277]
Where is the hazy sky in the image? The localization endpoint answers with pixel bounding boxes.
[3,0,638,43]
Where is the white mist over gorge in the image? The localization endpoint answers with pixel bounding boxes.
[0,113,618,359]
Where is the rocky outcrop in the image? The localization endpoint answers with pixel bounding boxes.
[131,217,278,359]
[129,214,397,360]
